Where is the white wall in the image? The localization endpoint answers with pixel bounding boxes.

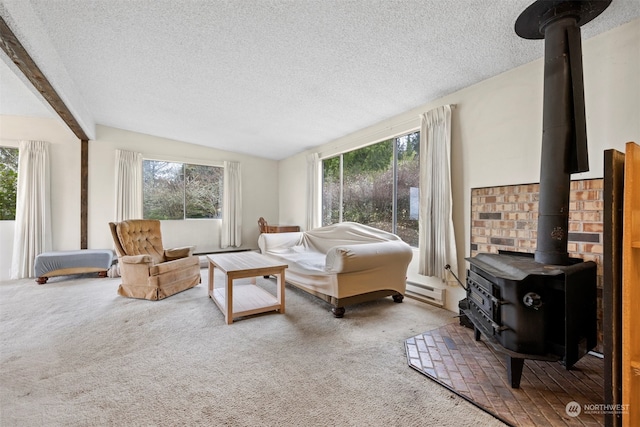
[88,125,279,253]
[278,18,640,313]
[0,221,15,280]
[0,116,81,280]
[0,119,279,280]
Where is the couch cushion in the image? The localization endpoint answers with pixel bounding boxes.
[282,250,326,272]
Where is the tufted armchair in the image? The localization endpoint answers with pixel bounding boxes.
[109,219,201,300]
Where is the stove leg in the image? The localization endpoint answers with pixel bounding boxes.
[474,327,481,341]
[507,356,525,388]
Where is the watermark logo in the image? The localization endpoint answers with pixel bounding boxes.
[583,403,630,415]
[565,401,630,418]
[565,401,581,417]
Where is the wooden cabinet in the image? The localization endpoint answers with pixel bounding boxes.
[623,142,640,427]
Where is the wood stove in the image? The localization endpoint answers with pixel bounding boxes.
[462,0,610,388]
[465,251,597,388]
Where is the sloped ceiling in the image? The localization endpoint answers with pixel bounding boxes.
[1,0,639,160]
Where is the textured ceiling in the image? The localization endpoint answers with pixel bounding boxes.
[1,0,639,159]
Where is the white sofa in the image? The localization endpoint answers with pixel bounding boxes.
[258,222,413,317]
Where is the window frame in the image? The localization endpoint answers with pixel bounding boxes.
[142,156,224,221]
[321,129,420,246]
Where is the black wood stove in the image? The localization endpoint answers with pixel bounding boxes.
[462,0,610,389]
[465,252,597,388]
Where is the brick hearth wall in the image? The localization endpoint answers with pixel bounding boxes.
[469,178,604,353]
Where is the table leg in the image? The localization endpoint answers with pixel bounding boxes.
[208,261,214,297]
[225,274,233,324]
[277,268,285,314]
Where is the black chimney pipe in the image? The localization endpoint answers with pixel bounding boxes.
[515,0,611,265]
[456,1,608,389]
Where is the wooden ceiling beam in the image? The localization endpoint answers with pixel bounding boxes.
[0,16,90,248]
[0,16,89,141]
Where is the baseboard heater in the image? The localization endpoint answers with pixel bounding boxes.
[405,281,445,307]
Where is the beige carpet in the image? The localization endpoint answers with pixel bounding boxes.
[0,269,506,427]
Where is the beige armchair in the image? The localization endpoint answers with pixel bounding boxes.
[109,219,201,300]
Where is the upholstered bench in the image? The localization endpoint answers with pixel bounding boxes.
[34,249,115,284]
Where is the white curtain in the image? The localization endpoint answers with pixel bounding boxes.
[114,149,142,221]
[11,140,52,279]
[306,153,320,231]
[418,105,458,284]
[221,161,242,248]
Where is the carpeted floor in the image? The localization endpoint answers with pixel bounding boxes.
[0,269,506,426]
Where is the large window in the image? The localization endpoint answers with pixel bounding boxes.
[0,146,19,220]
[322,131,420,246]
[143,160,223,220]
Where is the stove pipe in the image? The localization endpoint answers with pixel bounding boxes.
[515,0,611,265]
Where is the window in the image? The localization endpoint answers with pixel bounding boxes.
[143,160,223,220]
[322,131,420,247]
[0,146,19,220]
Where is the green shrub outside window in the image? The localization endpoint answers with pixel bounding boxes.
[0,147,19,220]
[322,131,420,247]
[143,160,223,220]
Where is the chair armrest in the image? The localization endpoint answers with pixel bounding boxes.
[164,246,195,260]
[325,241,413,274]
[150,256,199,276]
[121,255,153,265]
[119,255,153,284]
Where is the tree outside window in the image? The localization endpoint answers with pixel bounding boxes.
[0,147,19,220]
[322,131,420,246]
[143,160,223,220]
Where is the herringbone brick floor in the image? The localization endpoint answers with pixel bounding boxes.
[406,323,604,426]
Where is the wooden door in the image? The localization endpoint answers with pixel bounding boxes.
[623,141,640,427]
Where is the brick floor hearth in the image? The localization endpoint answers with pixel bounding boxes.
[405,323,605,426]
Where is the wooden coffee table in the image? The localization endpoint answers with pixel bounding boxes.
[207,251,288,324]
